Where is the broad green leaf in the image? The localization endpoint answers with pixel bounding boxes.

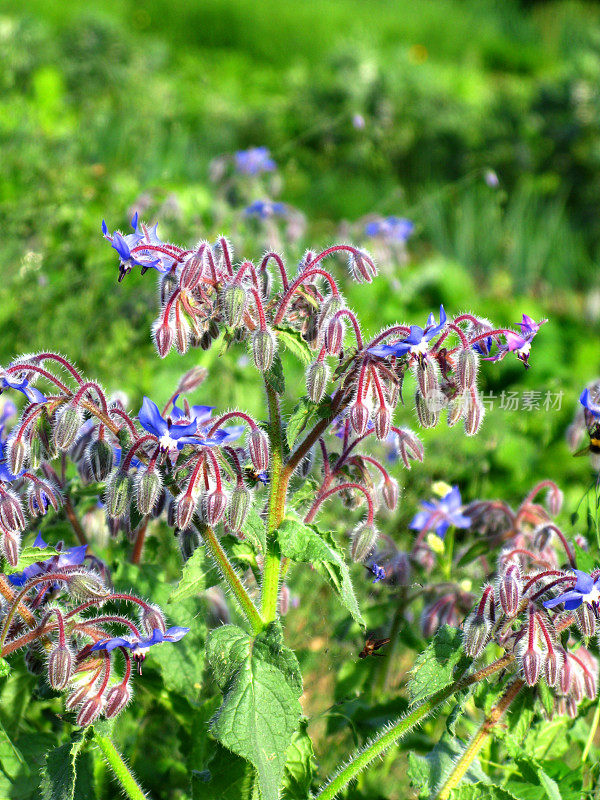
[207,624,302,800]
[446,686,475,735]
[167,546,208,604]
[573,543,595,573]
[0,658,10,679]
[450,785,519,800]
[0,720,27,782]
[281,719,317,800]
[191,745,251,800]
[4,545,58,575]
[275,326,312,366]
[277,516,365,627]
[265,353,285,395]
[242,505,266,556]
[409,733,489,798]
[40,730,90,800]
[285,395,333,450]
[408,625,469,706]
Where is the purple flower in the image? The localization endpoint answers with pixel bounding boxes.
[0,439,21,483]
[169,396,244,445]
[235,147,276,175]
[485,314,546,368]
[244,200,286,220]
[369,563,386,583]
[543,570,600,611]
[1,375,46,404]
[409,485,471,540]
[8,533,87,587]
[365,216,414,244]
[138,397,200,451]
[102,216,170,279]
[90,627,190,663]
[580,389,600,419]
[368,306,447,359]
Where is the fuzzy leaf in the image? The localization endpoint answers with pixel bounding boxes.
[0,720,27,782]
[409,733,489,798]
[281,718,317,800]
[265,353,285,395]
[4,545,58,575]
[275,326,312,366]
[408,625,468,706]
[277,516,365,627]
[167,546,208,604]
[286,396,333,449]
[40,730,90,800]
[207,624,302,800]
[573,542,595,573]
[450,785,519,800]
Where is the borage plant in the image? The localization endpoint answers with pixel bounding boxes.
[0,212,565,800]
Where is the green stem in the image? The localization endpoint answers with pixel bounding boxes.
[583,696,600,762]
[315,654,514,800]
[261,380,287,623]
[444,526,455,581]
[435,678,524,800]
[196,520,263,634]
[93,731,148,800]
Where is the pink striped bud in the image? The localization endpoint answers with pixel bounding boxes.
[153,319,175,358]
[325,317,344,355]
[566,697,578,718]
[457,349,478,390]
[174,312,191,355]
[1,532,19,567]
[177,367,208,394]
[546,485,563,516]
[347,250,376,283]
[180,254,204,290]
[76,695,104,727]
[415,360,439,398]
[559,652,573,694]
[53,404,83,451]
[176,492,197,530]
[205,490,227,526]
[575,604,596,638]
[0,491,25,533]
[48,645,73,690]
[227,484,251,532]
[464,391,484,436]
[140,604,167,636]
[306,361,330,403]
[28,480,61,517]
[395,428,424,469]
[374,405,391,441]
[318,294,344,326]
[7,438,28,475]
[462,613,490,658]
[248,428,269,472]
[104,683,132,718]
[350,402,370,436]
[447,394,465,428]
[252,328,276,372]
[221,284,247,328]
[350,521,378,563]
[544,650,560,687]
[415,390,439,429]
[498,564,521,617]
[66,682,96,710]
[522,649,542,686]
[382,478,400,511]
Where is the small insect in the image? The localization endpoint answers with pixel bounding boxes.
[358,636,391,659]
[243,466,269,485]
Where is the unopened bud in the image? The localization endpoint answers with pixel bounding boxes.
[221,284,247,328]
[105,470,131,519]
[374,405,391,441]
[350,402,370,436]
[416,359,439,398]
[7,438,27,475]
[69,572,109,601]
[248,428,269,472]
[584,670,598,700]
[177,367,208,394]
[174,313,191,355]
[204,490,227,526]
[462,613,490,658]
[53,404,83,451]
[31,408,55,466]
[227,484,251,532]
[252,328,276,372]
[457,349,479,390]
[176,493,197,530]
[306,361,329,403]
[396,428,424,469]
[415,390,439,429]
[347,250,376,283]
[66,682,96,710]
[135,470,163,516]
[178,527,201,560]
[180,254,204,290]
[152,319,175,359]
[318,294,344,326]
[279,583,291,616]
[522,649,542,686]
[447,394,466,427]
[1,532,19,566]
[566,697,578,719]
[140,604,166,636]
[544,650,560,687]
[575,604,596,638]
[464,391,484,436]
[560,652,573,694]
[28,481,61,517]
[160,272,179,305]
[104,684,131,718]
[324,317,344,355]
[498,565,521,617]
[76,695,104,727]
[48,645,73,690]
[382,478,400,511]
[87,438,114,482]
[350,520,378,563]
[0,492,25,533]
[546,486,563,516]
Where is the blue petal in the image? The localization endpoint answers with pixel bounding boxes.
[163,626,190,642]
[91,636,133,652]
[573,570,594,594]
[543,590,582,609]
[190,405,215,423]
[580,389,600,419]
[33,531,47,548]
[101,219,109,236]
[131,212,139,231]
[138,397,167,438]
[59,544,88,567]
[434,520,450,539]
[169,420,201,440]
[409,511,431,531]
[111,232,131,261]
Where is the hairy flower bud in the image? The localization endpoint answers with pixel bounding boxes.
[374,405,391,441]
[48,645,73,690]
[178,527,202,560]
[69,572,109,601]
[415,390,439,429]
[318,293,344,326]
[135,470,163,516]
[0,491,25,533]
[347,250,376,283]
[415,359,439,399]
[28,480,61,517]
[1,532,20,567]
[140,604,166,636]
[306,361,329,403]
[522,649,542,686]
[177,366,208,394]
[104,684,132,718]
[464,391,484,436]
[227,484,251,532]
[546,485,563,516]
[176,492,197,531]
[457,348,479,390]
[559,652,573,694]
[53,404,83,452]
[252,328,276,372]
[381,478,400,511]
[462,613,490,658]
[76,695,104,727]
[7,438,28,476]
[350,521,378,563]
[105,469,131,520]
[396,428,424,469]
[152,319,175,359]
[498,564,521,617]
[544,650,560,688]
[575,604,596,638]
[279,583,291,616]
[180,253,204,290]
[86,438,114,482]
[30,408,55,467]
[205,490,227,526]
[324,317,344,356]
[248,428,269,472]
[174,312,191,355]
[447,394,466,428]
[221,284,247,328]
[350,402,370,436]
[66,682,97,711]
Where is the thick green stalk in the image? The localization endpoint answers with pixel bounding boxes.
[316,654,515,800]
[261,380,287,623]
[197,521,263,634]
[93,731,148,800]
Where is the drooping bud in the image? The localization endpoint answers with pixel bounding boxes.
[464,390,484,436]
[318,293,344,326]
[566,697,578,719]
[53,404,83,452]
[180,253,204,290]
[86,438,114,482]
[350,402,370,436]
[152,319,175,359]
[0,491,25,533]
[374,404,391,441]
[559,651,573,694]
[462,613,490,658]
[178,527,202,560]
[350,520,378,563]
[139,604,167,635]
[252,328,276,372]
[347,249,376,284]
[447,394,466,428]
[227,484,251,532]
[522,649,542,686]
[421,596,455,638]
[176,492,197,531]
[66,681,97,711]
[76,695,104,727]
[583,668,598,700]
[575,604,596,638]
[1,532,20,566]
[160,271,179,305]
[221,284,248,328]
[415,359,439,399]
[324,317,344,356]
[69,571,109,601]
[279,583,291,616]
[546,485,563,516]
[30,408,55,467]
[248,428,269,472]
[544,650,560,687]
[457,348,479,390]
[174,311,191,355]
[498,564,521,617]
[28,480,61,517]
[7,438,28,476]
[103,684,132,718]
[177,366,208,394]
[415,390,439,429]
[396,428,424,469]
[306,361,330,403]
[382,478,400,511]
[135,469,163,516]
[205,490,227,526]
[48,645,73,690]
[104,469,131,520]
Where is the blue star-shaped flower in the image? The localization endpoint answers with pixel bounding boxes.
[8,533,87,587]
[244,200,286,219]
[368,306,447,359]
[580,388,600,419]
[90,626,189,654]
[102,215,170,278]
[364,216,414,243]
[543,570,600,611]
[1,375,46,404]
[138,397,200,451]
[170,396,244,445]
[235,147,276,175]
[409,485,471,540]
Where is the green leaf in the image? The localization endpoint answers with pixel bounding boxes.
[206,623,303,800]
[191,746,251,800]
[281,719,317,800]
[4,545,58,575]
[0,658,10,680]
[167,546,208,604]
[450,785,519,800]
[277,515,365,627]
[408,625,469,706]
[0,720,27,782]
[40,730,91,800]
[408,732,489,798]
[573,542,595,573]
[265,353,285,395]
[286,396,333,449]
[275,326,312,366]
[242,505,267,556]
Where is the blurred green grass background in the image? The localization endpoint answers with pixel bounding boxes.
[1,0,600,517]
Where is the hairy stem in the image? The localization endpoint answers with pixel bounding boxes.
[93,731,148,800]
